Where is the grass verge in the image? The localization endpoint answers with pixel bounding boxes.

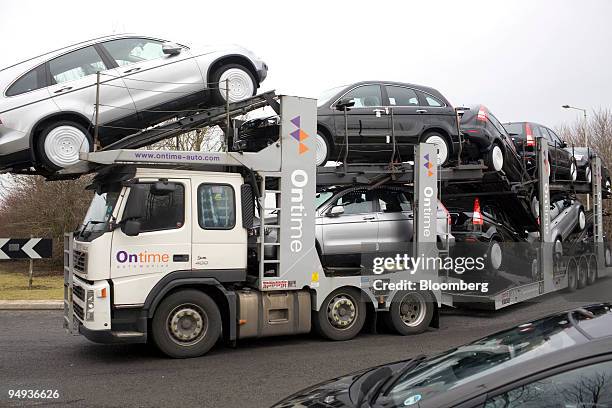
[0,270,63,300]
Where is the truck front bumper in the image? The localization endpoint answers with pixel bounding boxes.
[78,322,146,344]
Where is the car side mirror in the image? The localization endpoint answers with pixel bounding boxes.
[560,141,568,148]
[327,205,344,216]
[121,219,142,236]
[335,98,355,111]
[162,42,182,56]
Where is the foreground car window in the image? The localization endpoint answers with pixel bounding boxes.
[383,313,585,406]
[386,86,419,106]
[49,46,107,84]
[102,38,165,66]
[484,360,612,408]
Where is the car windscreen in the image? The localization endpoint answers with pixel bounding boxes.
[504,122,525,137]
[315,191,334,209]
[382,311,592,407]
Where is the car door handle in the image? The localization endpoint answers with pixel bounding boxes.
[53,86,73,94]
[372,108,387,117]
[124,67,142,74]
[416,109,428,114]
[173,254,189,262]
[407,214,414,219]
[363,216,376,220]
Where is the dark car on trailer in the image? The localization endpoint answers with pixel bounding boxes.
[234,81,461,167]
[504,121,577,182]
[273,303,612,408]
[459,105,528,182]
[444,195,538,279]
[565,146,611,193]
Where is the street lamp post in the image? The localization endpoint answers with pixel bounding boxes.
[562,104,588,145]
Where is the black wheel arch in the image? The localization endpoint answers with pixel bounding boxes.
[207,55,259,87]
[143,273,238,342]
[420,127,454,155]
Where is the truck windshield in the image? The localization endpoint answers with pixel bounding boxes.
[78,192,120,240]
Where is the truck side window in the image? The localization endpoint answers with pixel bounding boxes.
[124,183,185,232]
[198,184,235,229]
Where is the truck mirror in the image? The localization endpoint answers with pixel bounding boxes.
[327,205,344,217]
[121,219,142,237]
[151,181,176,196]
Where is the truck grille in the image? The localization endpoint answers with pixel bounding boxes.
[73,285,85,302]
[73,302,84,320]
[73,250,87,273]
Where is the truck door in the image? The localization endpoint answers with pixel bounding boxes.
[191,178,247,272]
[110,179,191,305]
[320,189,378,267]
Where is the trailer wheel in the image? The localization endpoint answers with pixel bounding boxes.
[566,257,578,292]
[577,256,588,289]
[151,289,221,358]
[383,291,434,335]
[587,254,598,285]
[314,287,365,341]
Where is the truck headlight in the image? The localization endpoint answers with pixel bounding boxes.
[86,290,95,321]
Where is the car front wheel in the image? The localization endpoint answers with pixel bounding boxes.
[211,64,256,104]
[37,121,92,171]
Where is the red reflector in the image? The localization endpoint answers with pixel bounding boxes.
[472,198,483,226]
[477,106,487,122]
[465,129,479,133]
[525,123,535,147]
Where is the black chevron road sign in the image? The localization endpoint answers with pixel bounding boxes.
[0,238,52,260]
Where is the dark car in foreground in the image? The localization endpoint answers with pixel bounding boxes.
[234,81,461,166]
[273,304,612,408]
[445,196,537,278]
[459,105,527,182]
[504,121,577,182]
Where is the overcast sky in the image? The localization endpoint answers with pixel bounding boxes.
[1,0,611,128]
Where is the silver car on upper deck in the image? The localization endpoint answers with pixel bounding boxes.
[0,34,267,173]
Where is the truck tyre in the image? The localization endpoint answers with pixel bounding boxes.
[383,291,434,335]
[577,256,588,289]
[151,289,221,358]
[314,287,365,341]
[587,254,598,285]
[566,257,578,292]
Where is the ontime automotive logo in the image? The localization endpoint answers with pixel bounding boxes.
[115,250,170,268]
[290,116,309,155]
[424,153,434,177]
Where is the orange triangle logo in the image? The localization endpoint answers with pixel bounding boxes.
[299,142,309,154]
[299,129,309,141]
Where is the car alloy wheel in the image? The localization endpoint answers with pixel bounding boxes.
[315,133,329,166]
[578,209,586,230]
[570,160,577,182]
[217,67,255,103]
[585,166,592,183]
[423,134,449,165]
[490,145,504,172]
[489,241,503,270]
[43,124,90,168]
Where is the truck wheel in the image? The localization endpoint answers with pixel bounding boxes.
[577,256,588,289]
[314,287,365,341]
[151,290,221,358]
[587,254,598,285]
[383,291,433,335]
[566,257,578,292]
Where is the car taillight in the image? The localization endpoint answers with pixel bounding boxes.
[477,106,488,122]
[525,123,535,147]
[472,198,483,226]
